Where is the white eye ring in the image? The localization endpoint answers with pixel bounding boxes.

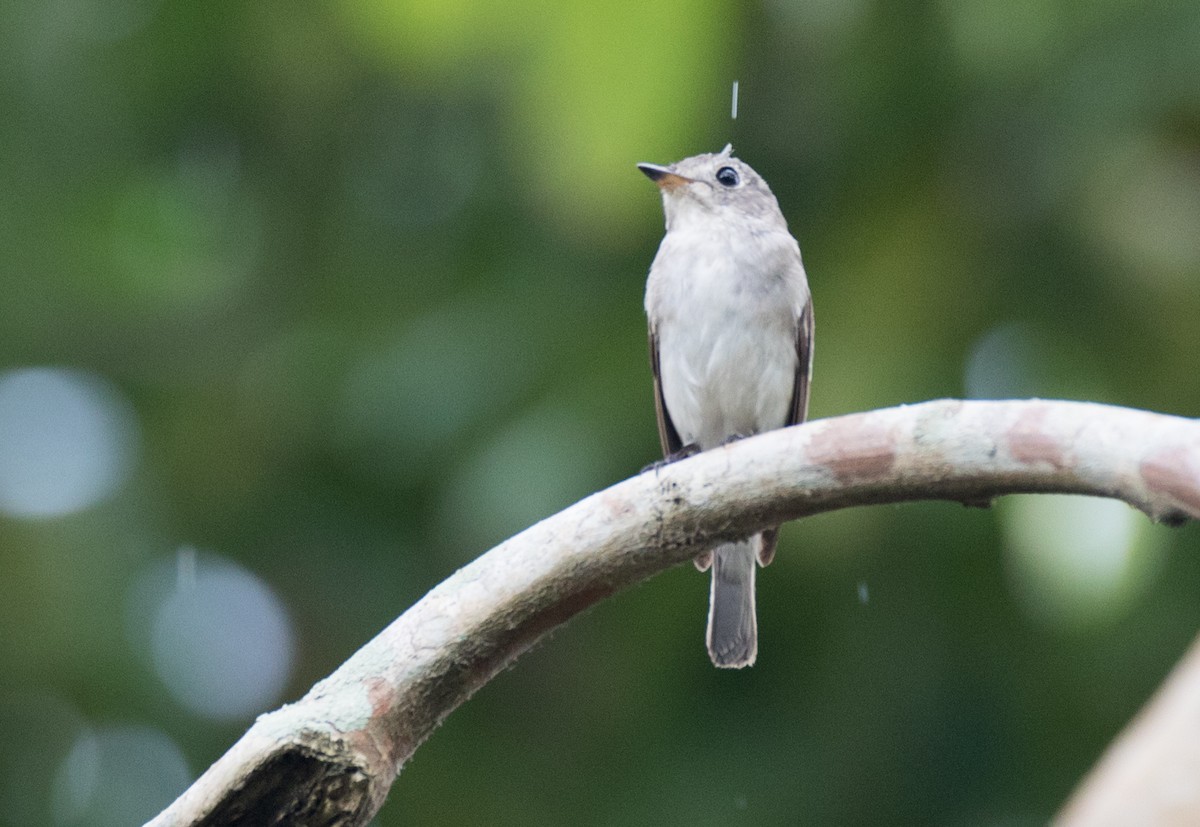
[715,166,739,187]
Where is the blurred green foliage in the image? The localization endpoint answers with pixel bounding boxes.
[2,0,1200,823]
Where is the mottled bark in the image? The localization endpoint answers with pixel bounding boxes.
[147,400,1200,827]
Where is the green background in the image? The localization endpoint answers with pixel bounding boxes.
[2,0,1200,824]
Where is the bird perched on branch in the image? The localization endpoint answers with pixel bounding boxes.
[639,144,813,668]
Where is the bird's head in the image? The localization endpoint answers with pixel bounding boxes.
[637,145,785,232]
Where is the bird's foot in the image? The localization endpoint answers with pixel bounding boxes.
[641,442,702,473]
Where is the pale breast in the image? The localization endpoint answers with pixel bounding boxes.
[647,229,805,450]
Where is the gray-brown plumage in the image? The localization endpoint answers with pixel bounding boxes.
[639,145,813,668]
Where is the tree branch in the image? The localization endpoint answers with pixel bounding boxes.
[148,399,1200,826]
[1058,627,1200,825]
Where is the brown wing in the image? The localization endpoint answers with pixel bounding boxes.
[649,329,683,457]
[760,298,814,567]
[787,298,815,427]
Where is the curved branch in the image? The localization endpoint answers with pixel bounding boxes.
[148,399,1200,826]
[1059,628,1200,825]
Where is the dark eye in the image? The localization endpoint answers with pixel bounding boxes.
[715,166,739,187]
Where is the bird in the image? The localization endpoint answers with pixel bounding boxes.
[639,144,813,668]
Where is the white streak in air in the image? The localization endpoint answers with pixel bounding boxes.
[731,80,739,120]
[857,581,869,604]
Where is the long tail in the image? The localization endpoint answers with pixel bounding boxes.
[706,538,758,668]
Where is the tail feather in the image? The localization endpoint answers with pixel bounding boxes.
[706,539,758,668]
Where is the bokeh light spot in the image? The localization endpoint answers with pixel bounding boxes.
[1001,495,1160,631]
[0,367,139,519]
[963,322,1041,400]
[50,724,189,827]
[437,401,612,556]
[130,550,295,721]
[0,694,88,827]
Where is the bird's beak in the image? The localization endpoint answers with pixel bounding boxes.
[638,163,694,191]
